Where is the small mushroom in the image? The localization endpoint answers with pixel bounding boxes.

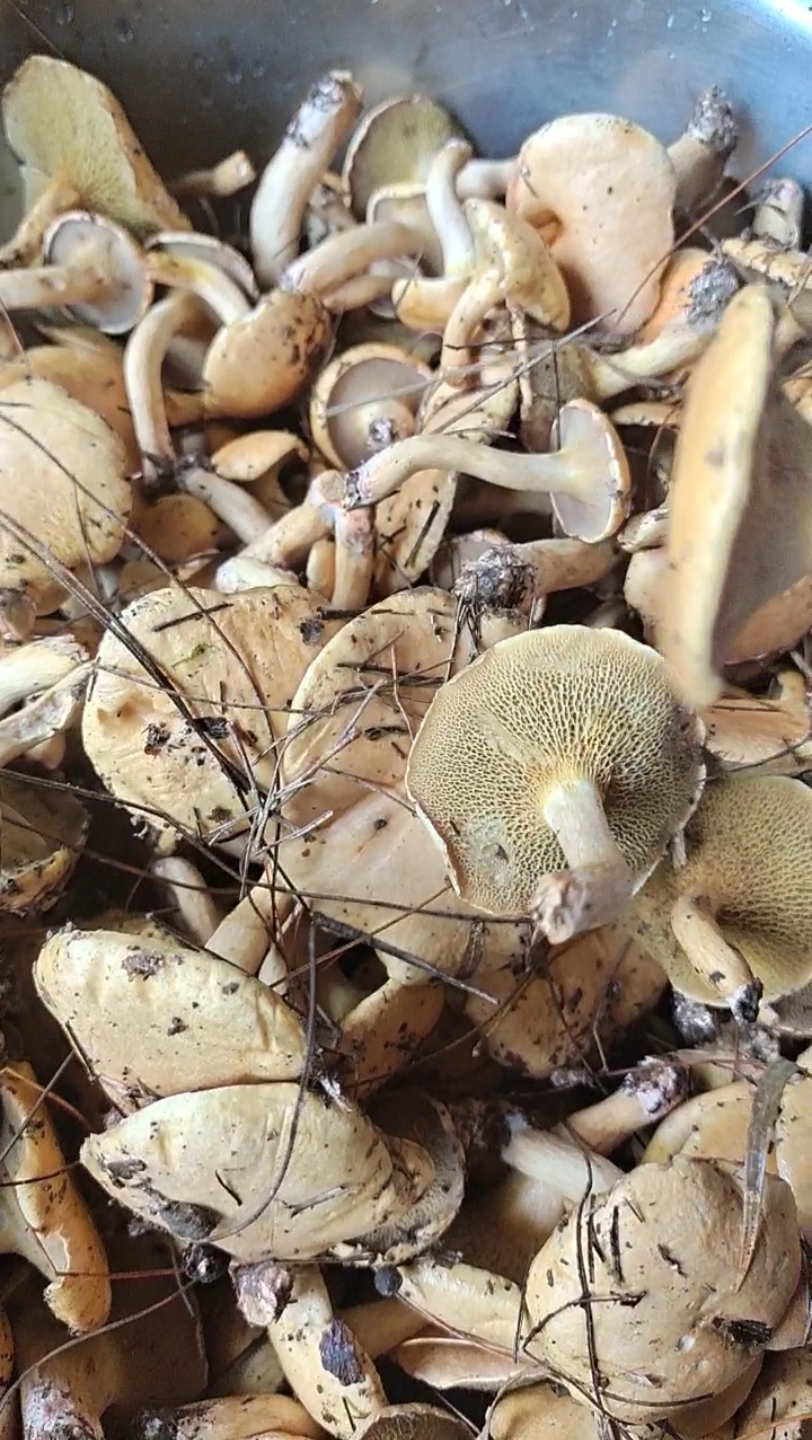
[389,139,477,329]
[0,375,132,636]
[0,210,152,334]
[667,86,737,212]
[309,342,431,470]
[1,54,190,247]
[405,625,705,941]
[627,774,812,1019]
[170,148,257,201]
[660,283,812,707]
[0,770,88,915]
[342,95,466,219]
[251,71,363,286]
[523,1156,802,1422]
[506,113,677,334]
[345,398,632,543]
[0,1058,111,1333]
[34,925,307,1106]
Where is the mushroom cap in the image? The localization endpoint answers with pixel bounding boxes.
[629,775,812,1006]
[202,290,333,419]
[0,344,140,471]
[43,209,153,334]
[81,1081,428,1262]
[463,197,571,330]
[405,625,705,916]
[0,770,88,915]
[2,55,190,237]
[81,582,342,849]
[506,113,676,335]
[355,1405,471,1440]
[524,1155,801,1421]
[342,96,466,216]
[0,376,131,599]
[550,398,632,542]
[309,342,431,470]
[34,926,307,1103]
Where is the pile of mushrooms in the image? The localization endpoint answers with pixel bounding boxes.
[0,49,812,1440]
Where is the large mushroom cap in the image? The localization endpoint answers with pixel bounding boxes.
[2,55,189,237]
[405,625,704,916]
[630,774,812,1006]
[342,96,466,216]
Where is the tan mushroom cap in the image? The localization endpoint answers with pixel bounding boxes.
[629,776,812,1008]
[524,1156,801,1422]
[660,283,812,707]
[506,113,676,334]
[0,375,131,604]
[2,54,190,237]
[202,289,333,419]
[0,771,88,915]
[81,582,342,850]
[342,95,466,217]
[405,625,704,917]
[34,926,307,1104]
[0,344,142,471]
[309,342,431,470]
[355,1407,470,1440]
[131,1394,325,1440]
[734,1349,812,1440]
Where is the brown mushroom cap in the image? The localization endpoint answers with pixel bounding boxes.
[506,113,676,334]
[2,55,190,237]
[202,290,333,419]
[405,625,704,916]
[628,775,812,1007]
[524,1156,801,1422]
[342,96,466,217]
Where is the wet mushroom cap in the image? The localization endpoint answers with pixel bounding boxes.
[405,625,704,916]
[629,775,812,1006]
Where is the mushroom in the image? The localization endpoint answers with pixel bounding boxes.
[667,86,737,212]
[81,580,342,852]
[440,198,570,379]
[309,342,431,470]
[506,113,677,334]
[251,71,363,286]
[0,209,153,334]
[342,95,466,219]
[132,1394,324,1440]
[454,535,618,618]
[750,175,806,250]
[0,1058,111,1333]
[279,219,425,303]
[145,230,260,304]
[277,587,526,1090]
[0,375,132,637]
[234,1263,386,1440]
[389,139,477,330]
[463,922,666,1077]
[659,283,812,707]
[34,925,307,1106]
[202,288,334,421]
[523,1156,802,1422]
[1,54,190,251]
[0,769,88,915]
[405,625,705,942]
[627,774,812,1020]
[345,398,632,544]
[170,148,257,201]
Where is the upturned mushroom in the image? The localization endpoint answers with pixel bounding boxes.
[0,210,153,334]
[626,774,812,1021]
[81,581,342,851]
[1,54,190,250]
[0,375,132,637]
[251,71,363,285]
[523,1156,802,1422]
[0,769,88,914]
[506,113,677,334]
[342,95,466,219]
[659,283,812,707]
[405,625,705,941]
[345,399,632,543]
[309,342,432,470]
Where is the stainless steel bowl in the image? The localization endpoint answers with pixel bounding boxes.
[1,0,812,199]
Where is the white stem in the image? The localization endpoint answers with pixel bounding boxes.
[502,1120,622,1200]
[280,221,422,297]
[179,466,275,543]
[0,247,112,312]
[207,886,290,977]
[150,856,224,946]
[426,140,475,276]
[589,325,712,399]
[145,253,251,325]
[124,291,203,483]
[346,432,592,508]
[250,72,363,286]
[457,157,514,201]
[541,778,625,872]
[670,893,760,1016]
[441,268,502,376]
[170,150,256,199]
[0,636,87,718]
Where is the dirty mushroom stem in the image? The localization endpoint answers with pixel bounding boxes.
[345,429,603,508]
[533,777,636,934]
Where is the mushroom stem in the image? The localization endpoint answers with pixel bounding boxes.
[250,71,363,286]
[0,635,88,718]
[207,885,292,977]
[150,855,224,945]
[563,1060,690,1154]
[178,462,277,543]
[145,252,252,324]
[457,157,514,200]
[667,86,737,212]
[426,140,475,276]
[280,221,424,298]
[455,536,617,614]
[0,250,114,312]
[441,267,503,375]
[170,149,256,200]
[0,663,91,768]
[752,178,805,249]
[670,892,763,1023]
[124,289,205,486]
[532,778,637,940]
[0,177,80,267]
[345,431,597,509]
[502,1118,623,1198]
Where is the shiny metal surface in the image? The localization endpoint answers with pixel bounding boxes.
[1,0,811,184]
